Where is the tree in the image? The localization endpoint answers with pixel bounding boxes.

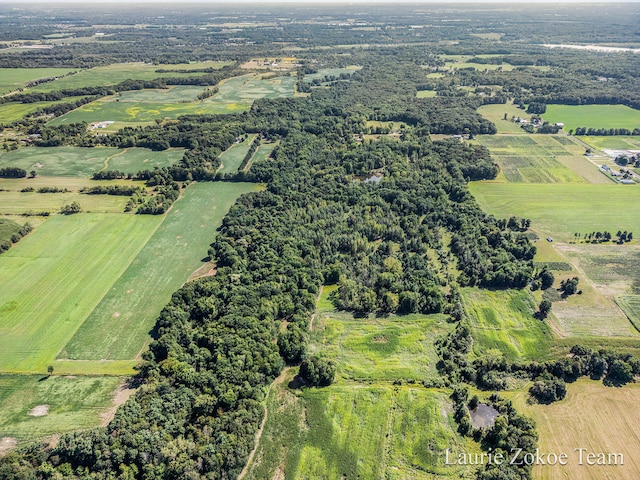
[540,269,554,290]
[47,365,54,376]
[537,300,552,319]
[60,202,82,215]
[30,170,37,178]
[299,355,336,387]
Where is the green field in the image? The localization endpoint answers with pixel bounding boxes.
[477,103,530,134]
[49,74,297,126]
[462,288,553,361]
[0,146,183,177]
[543,104,640,132]
[0,213,162,373]
[246,142,276,171]
[469,183,640,242]
[0,188,130,215]
[617,296,640,332]
[60,182,257,361]
[217,135,257,174]
[25,62,231,93]
[475,134,601,183]
[303,66,361,83]
[0,96,87,123]
[416,90,437,98]
[0,375,121,443]
[0,218,22,245]
[580,135,640,151]
[0,68,75,94]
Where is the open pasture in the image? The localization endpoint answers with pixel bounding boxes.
[303,66,361,83]
[0,375,121,444]
[580,135,640,151]
[510,380,640,480]
[475,134,599,183]
[0,96,87,124]
[0,188,129,215]
[204,73,297,112]
[25,61,231,93]
[0,213,162,373]
[462,288,553,361]
[245,142,275,171]
[469,183,640,242]
[217,135,257,174]
[477,103,532,134]
[0,68,75,94]
[0,146,183,177]
[61,182,257,361]
[543,104,640,132]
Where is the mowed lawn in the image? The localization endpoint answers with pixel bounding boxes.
[469,183,640,242]
[0,147,183,177]
[61,182,257,361]
[0,375,120,443]
[0,214,162,373]
[543,104,640,132]
[510,380,640,480]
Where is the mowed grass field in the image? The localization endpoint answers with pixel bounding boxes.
[0,375,120,443]
[462,288,553,361]
[0,213,162,373]
[509,380,640,480]
[60,182,257,361]
[474,134,605,184]
[0,68,75,94]
[579,135,640,151]
[25,61,231,93]
[0,96,87,123]
[0,146,183,177]
[477,103,532,134]
[217,134,257,174]
[543,104,640,132]
[49,74,297,126]
[469,183,640,242]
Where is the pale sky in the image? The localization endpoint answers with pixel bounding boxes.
[2,0,637,3]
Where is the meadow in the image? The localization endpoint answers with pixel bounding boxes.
[477,103,532,134]
[245,142,276,171]
[0,96,87,124]
[509,380,640,480]
[0,68,75,94]
[0,213,162,373]
[462,288,553,361]
[0,375,121,444]
[217,134,258,174]
[61,182,257,361]
[579,135,640,151]
[543,104,640,132]
[0,146,183,177]
[25,61,231,93]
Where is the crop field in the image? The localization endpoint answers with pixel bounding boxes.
[469,183,640,242]
[0,68,75,94]
[0,188,129,215]
[462,288,553,361]
[543,104,640,132]
[0,213,162,373]
[25,61,231,93]
[579,135,640,152]
[0,146,183,177]
[0,375,121,444]
[217,134,258,174]
[49,74,297,125]
[510,380,640,480]
[0,96,87,124]
[61,182,257,361]
[475,134,601,183]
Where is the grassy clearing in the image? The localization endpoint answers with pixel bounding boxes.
[0,375,121,444]
[543,104,640,132]
[0,96,87,123]
[477,103,531,134]
[416,90,437,98]
[0,189,129,215]
[616,296,640,332]
[462,288,553,361]
[469,183,640,242]
[245,142,276,171]
[0,213,162,373]
[508,379,640,480]
[303,66,361,83]
[0,218,22,244]
[218,135,257,174]
[0,68,75,94]
[579,135,640,151]
[0,146,183,177]
[61,182,257,361]
[25,62,231,93]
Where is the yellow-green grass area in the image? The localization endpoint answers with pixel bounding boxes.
[416,90,437,98]
[543,104,640,132]
[0,186,130,215]
[303,66,362,83]
[616,296,640,332]
[0,213,162,373]
[217,134,258,174]
[470,33,503,40]
[311,285,451,383]
[475,134,603,183]
[0,146,183,177]
[468,183,640,243]
[579,135,640,151]
[243,370,479,480]
[0,68,75,94]
[0,96,87,123]
[450,62,516,71]
[245,142,276,171]
[477,103,533,134]
[60,182,257,361]
[506,379,640,480]
[49,74,297,125]
[462,288,553,361]
[0,375,121,444]
[24,62,232,93]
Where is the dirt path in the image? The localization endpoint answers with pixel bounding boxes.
[237,367,291,480]
[100,380,138,426]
